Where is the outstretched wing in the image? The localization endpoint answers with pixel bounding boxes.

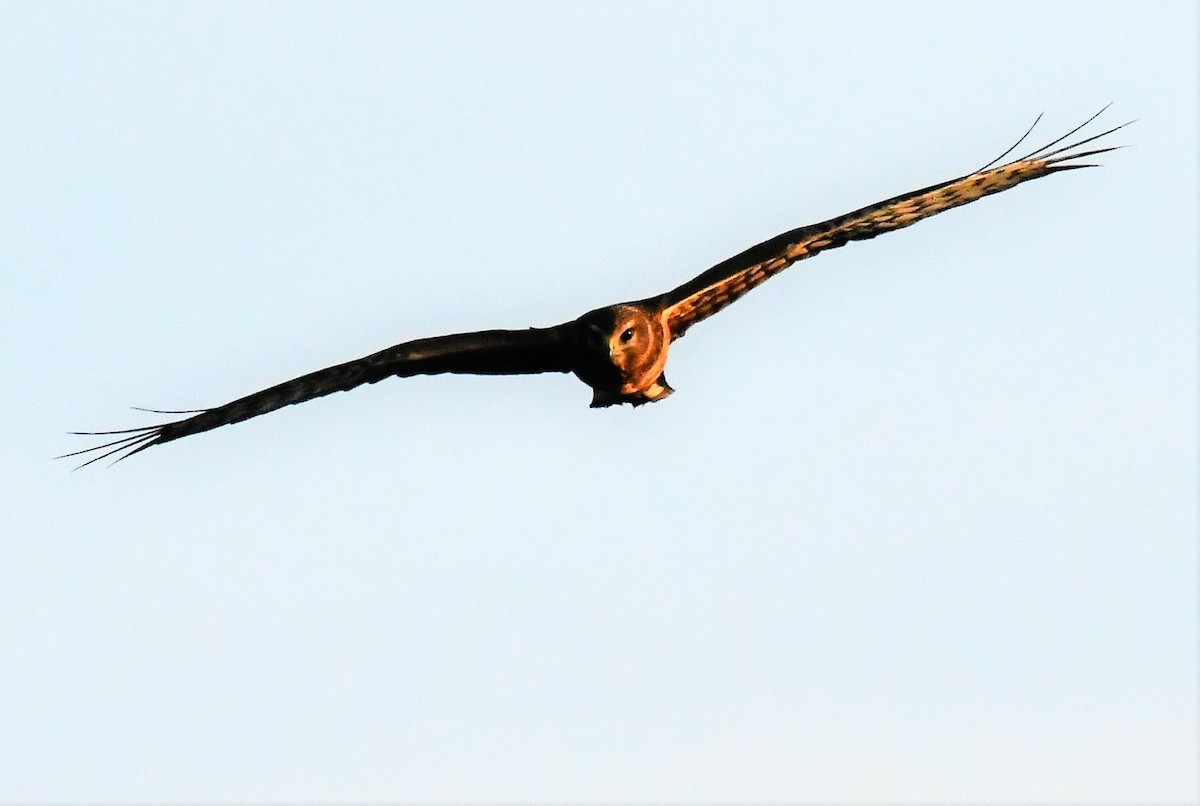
[62,325,574,467]
[654,109,1132,338]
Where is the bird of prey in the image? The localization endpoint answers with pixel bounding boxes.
[64,109,1129,467]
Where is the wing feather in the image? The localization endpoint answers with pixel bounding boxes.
[62,325,573,467]
[655,112,1132,338]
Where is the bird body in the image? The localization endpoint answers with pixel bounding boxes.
[64,110,1130,467]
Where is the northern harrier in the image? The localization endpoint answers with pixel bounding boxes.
[64,109,1129,467]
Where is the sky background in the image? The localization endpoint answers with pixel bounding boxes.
[1,2,1196,802]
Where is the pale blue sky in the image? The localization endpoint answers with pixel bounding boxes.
[2,2,1196,801]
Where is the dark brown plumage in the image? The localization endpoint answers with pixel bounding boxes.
[63,109,1129,467]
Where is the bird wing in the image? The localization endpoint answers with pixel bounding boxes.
[63,325,574,467]
[654,110,1131,338]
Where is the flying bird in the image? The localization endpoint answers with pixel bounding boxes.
[64,109,1129,467]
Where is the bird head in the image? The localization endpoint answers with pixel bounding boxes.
[571,304,669,401]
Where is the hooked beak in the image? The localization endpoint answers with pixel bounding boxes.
[587,323,612,356]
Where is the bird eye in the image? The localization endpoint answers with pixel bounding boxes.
[619,327,635,343]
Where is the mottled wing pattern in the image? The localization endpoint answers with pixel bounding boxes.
[656,112,1130,338]
[63,326,573,467]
